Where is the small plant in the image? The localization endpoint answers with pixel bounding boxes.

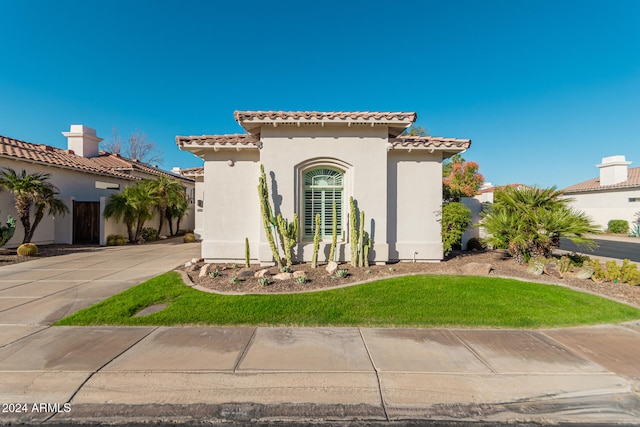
[141,227,158,242]
[183,233,196,243]
[296,275,307,284]
[17,243,38,257]
[280,265,292,273]
[231,263,237,269]
[607,219,629,235]
[208,270,220,278]
[229,276,240,285]
[605,260,621,282]
[466,237,485,251]
[336,269,349,278]
[590,258,606,281]
[389,267,395,272]
[567,252,590,267]
[365,269,372,274]
[258,277,270,286]
[558,256,572,274]
[107,234,127,246]
[630,223,640,238]
[620,259,640,285]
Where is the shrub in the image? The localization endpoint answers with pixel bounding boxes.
[208,270,220,278]
[141,227,158,242]
[607,220,629,234]
[296,275,307,284]
[107,234,127,246]
[466,237,485,251]
[258,277,270,286]
[336,269,349,278]
[183,233,196,243]
[440,202,472,256]
[17,243,38,256]
[229,276,240,285]
[280,265,292,273]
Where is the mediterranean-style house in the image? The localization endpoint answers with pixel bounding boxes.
[177,111,471,265]
[563,155,640,229]
[0,125,195,247]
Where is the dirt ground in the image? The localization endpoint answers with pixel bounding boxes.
[182,250,640,308]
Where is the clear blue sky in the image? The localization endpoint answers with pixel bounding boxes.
[1,0,638,189]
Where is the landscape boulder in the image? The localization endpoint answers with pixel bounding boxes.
[254,268,270,278]
[543,263,563,279]
[461,262,493,276]
[325,261,338,274]
[273,272,294,281]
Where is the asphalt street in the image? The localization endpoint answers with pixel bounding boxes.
[560,238,640,262]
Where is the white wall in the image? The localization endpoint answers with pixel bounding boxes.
[566,189,640,230]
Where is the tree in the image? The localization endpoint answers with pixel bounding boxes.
[104,182,156,242]
[401,125,429,136]
[103,128,163,164]
[480,186,600,263]
[146,176,187,237]
[0,168,69,243]
[103,191,137,242]
[443,158,484,201]
[166,192,189,236]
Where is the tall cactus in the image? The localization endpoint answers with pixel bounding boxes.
[258,165,282,268]
[276,213,298,268]
[312,213,321,268]
[349,197,358,266]
[357,210,365,267]
[245,237,250,267]
[328,202,337,262]
[363,232,371,268]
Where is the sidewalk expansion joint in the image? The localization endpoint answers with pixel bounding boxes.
[358,327,389,422]
[449,330,498,373]
[44,326,160,423]
[233,327,257,372]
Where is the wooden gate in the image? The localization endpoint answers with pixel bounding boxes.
[73,201,100,244]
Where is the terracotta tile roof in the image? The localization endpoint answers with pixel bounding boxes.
[234,111,417,123]
[0,135,135,180]
[563,167,640,193]
[91,153,193,182]
[389,135,471,150]
[175,134,260,148]
[181,166,204,177]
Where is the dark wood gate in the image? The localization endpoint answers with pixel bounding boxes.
[73,201,100,244]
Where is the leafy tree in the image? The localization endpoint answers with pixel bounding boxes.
[0,168,69,243]
[480,186,600,263]
[401,125,429,136]
[103,191,137,242]
[103,128,163,164]
[166,195,189,236]
[439,202,472,256]
[442,156,484,201]
[104,182,156,242]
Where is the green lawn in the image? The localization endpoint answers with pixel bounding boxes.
[55,271,640,328]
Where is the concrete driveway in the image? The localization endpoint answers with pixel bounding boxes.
[1,241,640,426]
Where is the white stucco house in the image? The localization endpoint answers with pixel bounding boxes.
[563,155,640,229]
[177,111,471,265]
[0,125,195,247]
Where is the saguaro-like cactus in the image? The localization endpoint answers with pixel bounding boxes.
[258,165,283,268]
[357,210,365,267]
[312,213,321,268]
[245,237,250,267]
[350,197,358,267]
[328,202,337,263]
[276,213,298,268]
[363,232,371,268]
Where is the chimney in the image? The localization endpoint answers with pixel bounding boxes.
[62,125,103,158]
[597,155,631,186]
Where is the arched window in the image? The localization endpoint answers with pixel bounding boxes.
[303,168,343,238]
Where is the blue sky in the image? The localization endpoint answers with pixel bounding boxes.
[1,0,638,189]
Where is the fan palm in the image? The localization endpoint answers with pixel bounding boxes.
[0,168,69,243]
[480,186,600,263]
[147,176,186,237]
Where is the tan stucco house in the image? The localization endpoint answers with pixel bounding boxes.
[177,111,470,265]
[0,125,195,247]
[563,155,640,229]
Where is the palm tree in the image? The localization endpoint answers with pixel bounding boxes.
[0,168,69,243]
[147,177,187,237]
[103,191,137,242]
[166,195,189,236]
[480,186,600,263]
[104,182,156,242]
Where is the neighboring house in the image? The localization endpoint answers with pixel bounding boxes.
[563,155,640,230]
[180,166,204,239]
[0,125,195,247]
[177,110,470,265]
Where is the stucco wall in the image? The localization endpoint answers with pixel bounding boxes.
[200,150,261,262]
[388,150,444,261]
[565,189,640,230]
[259,125,389,264]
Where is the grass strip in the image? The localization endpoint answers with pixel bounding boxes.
[55,271,640,328]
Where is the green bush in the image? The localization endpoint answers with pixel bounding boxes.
[466,237,485,251]
[17,243,38,256]
[440,202,472,256]
[141,227,158,242]
[183,233,196,243]
[107,234,127,246]
[607,219,629,234]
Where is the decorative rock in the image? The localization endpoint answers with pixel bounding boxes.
[191,257,203,264]
[187,263,199,272]
[184,261,193,268]
[527,264,544,276]
[543,263,563,279]
[461,262,493,276]
[199,264,211,278]
[325,261,338,274]
[254,269,270,278]
[159,235,168,240]
[576,267,594,280]
[293,270,307,279]
[273,272,294,281]
[238,268,254,278]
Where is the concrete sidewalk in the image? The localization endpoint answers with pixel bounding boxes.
[1,242,640,425]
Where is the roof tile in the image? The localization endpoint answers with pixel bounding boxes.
[176,134,260,148]
[389,135,471,150]
[234,111,417,122]
[563,167,640,193]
